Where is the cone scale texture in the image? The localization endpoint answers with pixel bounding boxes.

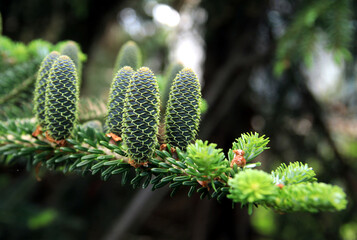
[105,66,134,136]
[122,67,160,162]
[45,55,79,140]
[165,68,201,150]
[33,51,60,128]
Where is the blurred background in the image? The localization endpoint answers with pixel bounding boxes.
[1,0,357,239]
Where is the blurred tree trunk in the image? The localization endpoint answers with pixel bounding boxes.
[198,0,272,239]
[200,0,272,149]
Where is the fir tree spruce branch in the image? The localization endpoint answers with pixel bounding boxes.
[78,98,108,123]
[0,39,348,215]
[0,102,34,120]
[274,0,353,75]
[0,59,40,98]
[0,118,266,198]
[0,119,347,213]
[0,74,36,105]
[0,59,40,120]
[0,35,86,120]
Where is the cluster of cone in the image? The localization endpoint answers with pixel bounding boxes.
[33,42,81,145]
[33,41,201,164]
[105,41,201,164]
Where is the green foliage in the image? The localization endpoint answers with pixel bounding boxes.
[271,162,317,185]
[228,168,346,213]
[324,0,352,63]
[0,37,52,70]
[0,37,85,72]
[199,98,208,114]
[0,102,33,120]
[0,60,38,95]
[340,221,357,240]
[228,169,278,204]
[230,132,270,162]
[0,36,86,121]
[0,37,31,67]
[0,59,39,97]
[165,68,201,150]
[271,182,347,212]
[0,36,348,215]
[113,41,142,74]
[274,0,353,75]
[45,56,79,141]
[122,67,160,162]
[33,51,60,128]
[186,140,229,190]
[27,209,57,230]
[105,66,134,136]
[0,120,227,200]
[27,39,54,59]
[0,59,40,120]
[0,118,347,214]
[78,98,107,123]
[251,208,277,235]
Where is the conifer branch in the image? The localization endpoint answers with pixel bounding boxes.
[274,0,353,75]
[0,75,36,105]
[0,119,347,213]
[0,39,348,215]
[78,98,107,123]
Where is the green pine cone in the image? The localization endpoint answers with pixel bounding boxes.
[161,62,184,110]
[165,67,201,150]
[122,67,160,162]
[33,51,60,128]
[113,41,142,74]
[105,66,135,136]
[60,41,82,80]
[45,55,79,141]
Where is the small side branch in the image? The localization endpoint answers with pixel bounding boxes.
[0,76,36,105]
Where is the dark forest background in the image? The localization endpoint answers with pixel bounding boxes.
[1,0,357,239]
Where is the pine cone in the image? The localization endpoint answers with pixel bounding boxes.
[105,66,134,136]
[33,51,60,128]
[45,55,79,141]
[122,67,160,163]
[165,68,201,150]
